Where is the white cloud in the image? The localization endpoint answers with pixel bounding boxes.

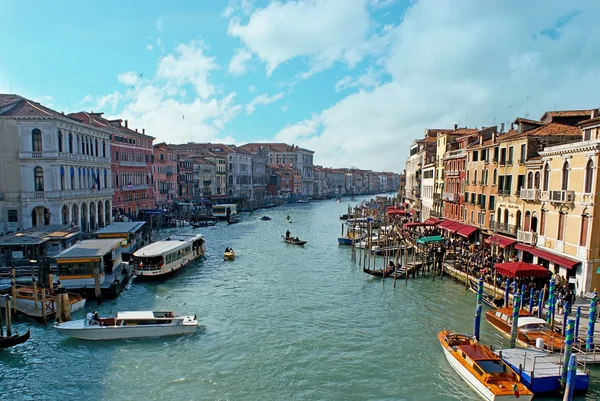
[117,71,140,86]
[77,91,122,113]
[156,18,163,32]
[222,0,255,18]
[281,102,289,112]
[228,48,252,76]
[275,1,600,172]
[228,0,373,76]
[156,40,218,99]
[335,67,381,92]
[146,44,154,51]
[248,85,257,93]
[157,38,165,52]
[370,0,395,9]
[246,92,284,114]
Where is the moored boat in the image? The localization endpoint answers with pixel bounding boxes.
[438,330,533,401]
[485,308,564,350]
[338,227,367,245]
[190,221,217,228]
[0,329,31,350]
[132,234,206,279]
[363,266,406,278]
[54,311,198,340]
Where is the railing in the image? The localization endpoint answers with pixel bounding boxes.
[517,230,537,245]
[121,184,148,191]
[442,193,459,202]
[119,161,146,167]
[507,158,513,165]
[32,151,42,158]
[499,159,506,166]
[548,190,575,204]
[497,189,511,197]
[446,170,460,177]
[58,152,110,163]
[22,188,113,200]
[519,188,540,201]
[433,193,441,200]
[491,221,518,236]
[444,149,466,159]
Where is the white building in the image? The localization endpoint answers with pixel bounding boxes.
[420,162,436,221]
[0,95,113,234]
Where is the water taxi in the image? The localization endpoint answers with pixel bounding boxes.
[485,308,564,350]
[132,234,205,279]
[54,311,198,340]
[438,330,533,401]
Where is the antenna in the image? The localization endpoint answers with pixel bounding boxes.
[493,103,496,126]
[525,96,529,118]
[508,105,512,126]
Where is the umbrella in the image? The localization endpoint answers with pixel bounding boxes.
[494,262,551,278]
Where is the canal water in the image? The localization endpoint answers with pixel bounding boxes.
[1,196,599,400]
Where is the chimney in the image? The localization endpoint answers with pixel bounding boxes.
[142,128,145,135]
[453,124,458,130]
[510,122,514,131]
[492,131,497,144]
[135,128,138,132]
[592,109,600,119]
[125,120,128,129]
[500,122,505,133]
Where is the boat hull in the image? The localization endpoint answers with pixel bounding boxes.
[55,324,198,340]
[224,252,235,260]
[0,329,31,349]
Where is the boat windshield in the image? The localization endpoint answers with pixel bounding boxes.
[476,359,507,374]
[520,323,550,332]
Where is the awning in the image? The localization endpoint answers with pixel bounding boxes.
[403,222,436,228]
[417,235,445,244]
[484,234,516,249]
[424,217,442,225]
[494,262,551,278]
[437,220,454,229]
[446,222,464,233]
[457,224,478,238]
[387,209,408,216]
[515,243,579,269]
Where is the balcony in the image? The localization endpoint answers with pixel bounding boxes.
[491,221,518,236]
[478,180,485,186]
[444,149,466,160]
[497,189,511,197]
[519,188,540,201]
[446,170,460,177]
[478,203,486,209]
[121,184,149,191]
[442,192,459,202]
[548,190,575,204]
[499,159,506,166]
[58,152,110,163]
[433,193,441,200]
[517,230,537,245]
[22,188,114,200]
[119,161,146,167]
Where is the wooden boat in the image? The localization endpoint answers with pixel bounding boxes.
[260,216,271,221]
[54,311,198,340]
[485,308,564,350]
[281,235,307,246]
[0,328,31,350]
[224,250,235,260]
[339,214,348,220]
[438,330,533,401]
[338,227,367,245]
[132,234,206,279]
[190,221,217,228]
[227,217,241,225]
[363,266,406,278]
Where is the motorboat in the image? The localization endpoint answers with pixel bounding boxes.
[227,217,241,225]
[190,220,217,228]
[485,308,564,350]
[338,227,367,245]
[438,330,533,401]
[224,250,235,260]
[281,235,307,246]
[54,311,199,340]
[261,216,271,221]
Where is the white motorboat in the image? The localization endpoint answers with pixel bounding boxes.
[54,311,199,340]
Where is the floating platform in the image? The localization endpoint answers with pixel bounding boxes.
[496,347,589,394]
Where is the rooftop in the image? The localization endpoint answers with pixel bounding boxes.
[55,238,122,259]
[95,222,146,235]
[0,225,80,246]
[499,123,581,142]
[540,109,595,122]
[133,234,203,257]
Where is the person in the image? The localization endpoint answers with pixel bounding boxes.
[287,215,290,221]
[387,261,395,273]
[92,311,100,325]
[565,289,575,315]
[286,230,291,239]
[225,247,230,253]
[295,237,300,242]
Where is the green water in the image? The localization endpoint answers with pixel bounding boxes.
[1,196,599,400]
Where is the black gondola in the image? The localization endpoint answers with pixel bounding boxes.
[227,217,241,225]
[363,267,406,278]
[191,221,217,228]
[0,328,31,350]
[339,214,348,220]
[281,235,307,246]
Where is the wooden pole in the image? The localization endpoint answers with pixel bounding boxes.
[93,266,102,304]
[11,268,17,314]
[61,292,71,322]
[41,289,47,324]
[0,296,3,337]
[32,277,39,310]
[56,290,63,323]
[5,295,12,337]
[48,273,54,295]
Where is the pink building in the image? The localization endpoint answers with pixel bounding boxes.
[69,112,155,217]
[153,143,178,207]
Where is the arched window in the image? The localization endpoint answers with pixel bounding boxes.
[104,169,108,188]
[466,170,470,184]
[503,208,509,224]
[527,172,533,189]
[484,170,488,185]
[585,160,594,193]
[58,130,63,152]
[534,172,540,189]
[32,128,42,152]
[561,161,569,191]
[474,170,478,186]
[543,163,550,191]
[34,167,44,191]
[68,133,73,153]
[493,169,497,185]
[60,166,65,190]
[70,167,75,189]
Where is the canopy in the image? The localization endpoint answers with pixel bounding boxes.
[484,234,516,249]
[403,222,436,228]
[417,235,444,244]
[494,262,551,278]
[438,220,461,231]
[515,243,579,269]
[457,225,478,238]
[424,217,442,225]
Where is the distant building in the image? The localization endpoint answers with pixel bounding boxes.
[153,143,178,207]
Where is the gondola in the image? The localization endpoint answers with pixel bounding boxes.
[281,235,307,246]
[339,214,348,220]
[227,217,241,225]
[363,267,406,278]
[261,216,271,221]
[190,221,217,228]
[468,279,501,308]
[0,328,31,350]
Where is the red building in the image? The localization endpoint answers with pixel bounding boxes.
[69,113,155,217]
[153,143,178,207]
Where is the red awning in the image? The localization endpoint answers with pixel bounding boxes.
[403,222,436,228]
[457,224,478,238]
[484,234,516,249]
[495,262,551,278]
[424,217,442,225]
[446,222,464,233]
[387,209,407,216]
[515,244,579,269]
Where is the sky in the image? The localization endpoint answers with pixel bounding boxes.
[1,0,600,173]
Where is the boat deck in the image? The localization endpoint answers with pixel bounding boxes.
[496,347,589,394]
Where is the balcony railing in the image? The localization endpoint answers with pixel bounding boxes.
[121,184,149,191]
[442,192,459,202]
[444,149,466,159]
[490,221,518,236]
[519,188,540,201]
[497,189,511,197]
[547,190,575,204]
[119,161,146,167]
[22,188,114,200]
[478,180,485,186]
[433,193,441,200]
[517,230,537,245]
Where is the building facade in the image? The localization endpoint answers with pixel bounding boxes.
[153,143,178,207]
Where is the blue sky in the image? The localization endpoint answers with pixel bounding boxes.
[1,1,600,172]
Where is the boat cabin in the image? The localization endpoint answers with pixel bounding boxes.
[132,234,205,274]
[54,238,122,290]
[212,204,237,220]
[0,225,80,268]
[93,311,178,327]
[95,221,147,260]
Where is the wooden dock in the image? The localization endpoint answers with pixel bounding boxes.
[0,298,54,322]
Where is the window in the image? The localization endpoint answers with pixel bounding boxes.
[543,164,550,191]
[580,215,589,247]
[474,170,478,185]
[32,128,42,152]
[69,133,73,153]
[34,166,44,191]
[472,152,478,162]
[102,140,106,158]
[500,148,506,164]
[489,196,495,210]
[60,166,65,190]
[58,130,63,152]
[584,129,592,141]
[534,172,540,189]
[70,167,75,189]
[493,169,497,185]
[520,144,526,163]
[561,161,569,191]
[527,172,533,189]
[8,210,18,222]
[466,170,470,184]
[558,212,565,241]
[585,160,593,193]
